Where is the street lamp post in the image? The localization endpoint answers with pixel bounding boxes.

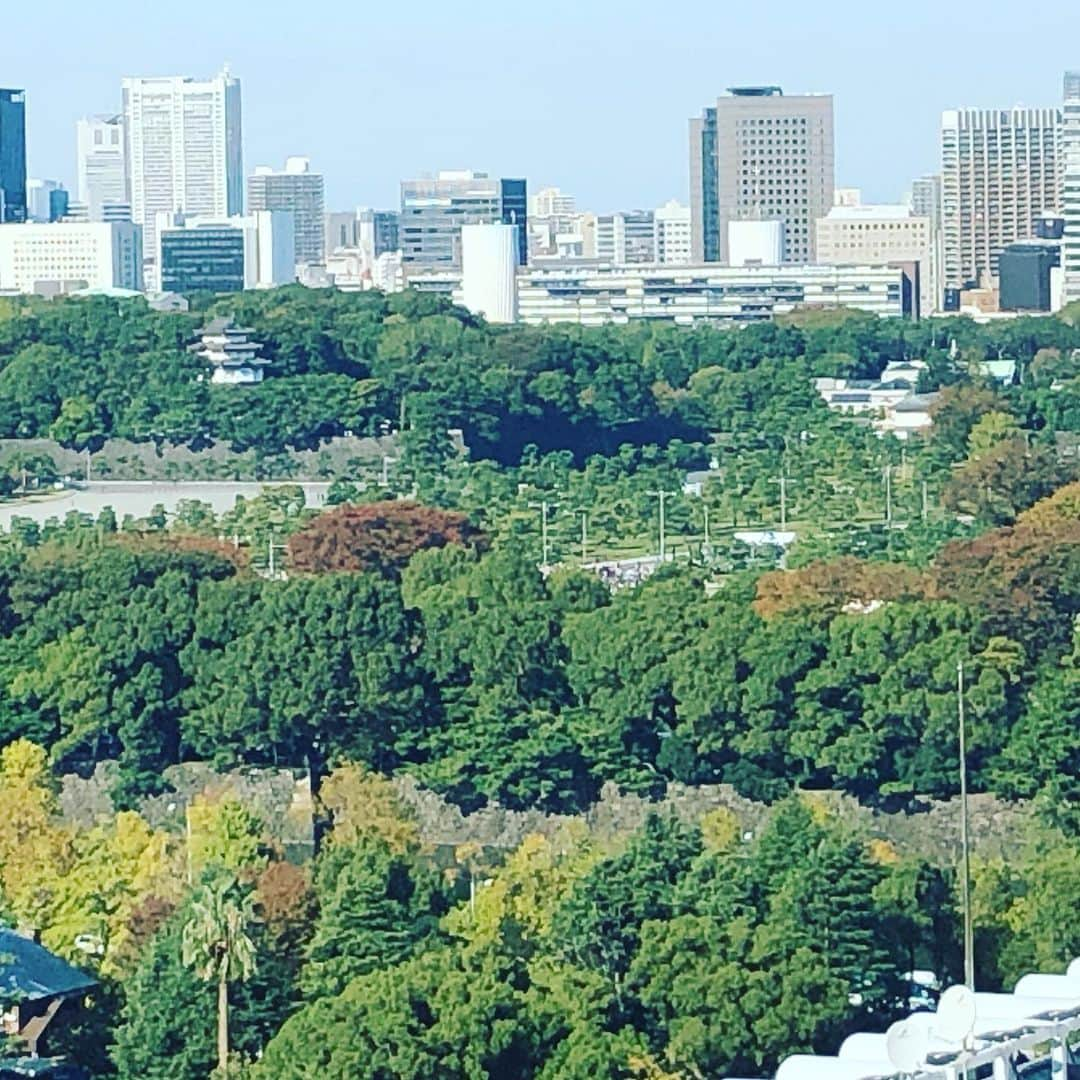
[958,660,975,992]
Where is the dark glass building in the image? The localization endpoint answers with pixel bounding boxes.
[400,171,527,269]
[160,227,246,293]
[999,242,1060,312]
[0,89,27,223]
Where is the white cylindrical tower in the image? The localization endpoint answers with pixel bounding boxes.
[461,223,519,323]
[728,219,785,266]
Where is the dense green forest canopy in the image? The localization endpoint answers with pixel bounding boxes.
[0,289,1077,462]
[0,289,1079,1077]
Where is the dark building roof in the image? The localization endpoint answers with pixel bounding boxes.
[0,930,97,1004]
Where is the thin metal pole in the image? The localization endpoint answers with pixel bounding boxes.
[647,490,675,561]
[922,480,929,524]
[958,660,974,992]
[580,511,588,565]
[703,504,711,548]
[529,501,556,568]
[884,464,893,525]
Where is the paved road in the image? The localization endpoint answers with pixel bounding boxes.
[0,481,331,528]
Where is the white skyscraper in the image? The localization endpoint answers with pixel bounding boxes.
[122,68,242,275]
[941,106,1060,292]
[76,115,128,221]
[1063,72,1080,304]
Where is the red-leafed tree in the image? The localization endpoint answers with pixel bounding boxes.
[287,501,486,575]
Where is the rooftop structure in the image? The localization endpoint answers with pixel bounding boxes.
[0,928,97,1058]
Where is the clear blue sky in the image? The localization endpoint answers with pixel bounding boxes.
[5,0,1079,213]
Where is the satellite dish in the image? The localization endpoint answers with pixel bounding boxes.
[936,984,977,1043]
[886,1013,935,1072]
[1068,957,1080,979]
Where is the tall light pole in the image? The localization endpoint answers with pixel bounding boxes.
[647,490,676,561]
[529,500,558,569]
[770,472,794,529]
[579,510,588,565]
[884,464,893,526]
[958,660,975,992]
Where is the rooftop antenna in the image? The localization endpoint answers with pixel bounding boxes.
[886,1013,934,1074]
[936,984,977,1045]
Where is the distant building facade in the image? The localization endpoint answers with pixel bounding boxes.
[357,208,399,258]
[400,171,527,270]
[0,221,143,294]
[0,88,27,223]
[247,157,325,267]
[76,115,128,222]
[690,86,834,264]
[123,69,243,272]
[515,262,909,325]
[909,174,944,312]
[941,106,1060,291]
[816,204,932,316]
[654,200,692,265]
[999,241,1061,312]
[26,179,69,223]
[156,211,294,294]
[1063,71,1080,304]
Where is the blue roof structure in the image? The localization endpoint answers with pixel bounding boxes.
[0,931,96,1004]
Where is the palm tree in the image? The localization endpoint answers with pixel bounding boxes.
[182,878,257,1078]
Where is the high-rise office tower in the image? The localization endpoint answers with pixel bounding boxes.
[0,89,27,223]
[1063,73,1080,304]
[690,86,834,264]
[941,107,1060,292]
[122,68,242,268]
[76,115,129,221]
[400,171,527,269]
[248,157,325,267]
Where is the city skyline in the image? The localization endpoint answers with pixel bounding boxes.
[5,0,1079,213]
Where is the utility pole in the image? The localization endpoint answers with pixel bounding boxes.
[529,500,558,569]
[883,464,893,526]
[647,490,676,561]
[267,535,287,579]
[579,511,588,565]
[921,480,929,525]
[958,660,975,992]
[381,455,396,487]
[85,448,91,484]
[703,504,711,549]
[769,473,794,530]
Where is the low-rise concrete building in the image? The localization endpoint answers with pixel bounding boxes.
[0,220,142,295]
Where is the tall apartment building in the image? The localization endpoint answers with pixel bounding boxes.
[400,171,527,269]
[122,69,243,272]
[0,221,142,294]
[654,200,692,265]
[0,89,27,223]
[940,107,1060,292]
[76,115,129,222]
[690,86,834,264]
[1063,73,1080,304]
[248,157,325,267]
